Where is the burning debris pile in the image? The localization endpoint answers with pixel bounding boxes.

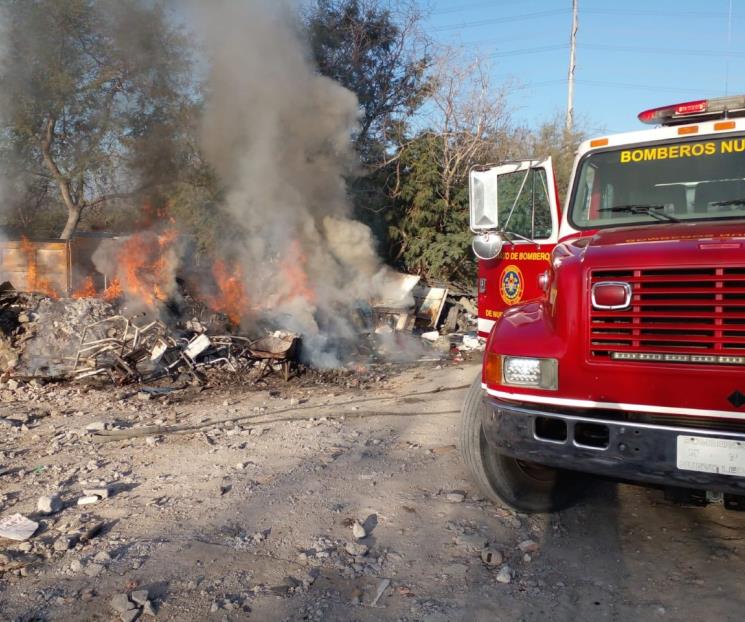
[0,279,305,385]
[0,266,477,387]
[0,1,483,385]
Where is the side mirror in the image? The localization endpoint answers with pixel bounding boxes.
[472,231,504,261]
[469,168,498,231]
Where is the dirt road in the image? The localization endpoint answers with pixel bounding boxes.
[1,361,744,621]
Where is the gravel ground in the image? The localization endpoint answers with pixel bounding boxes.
[1,360,744,621]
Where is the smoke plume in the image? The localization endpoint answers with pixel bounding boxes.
[193,0,401,366]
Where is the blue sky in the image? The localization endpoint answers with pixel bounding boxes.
[420,0,745,135]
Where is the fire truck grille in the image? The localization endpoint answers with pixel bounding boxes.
[589,267,745,363]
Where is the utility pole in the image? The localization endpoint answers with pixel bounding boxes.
[565,0,578,132]
[725,0,733,96]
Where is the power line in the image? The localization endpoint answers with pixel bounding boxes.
[577,79,718,94]
[583,43,745,58]
[430,6,731,33]
[431,1,520,16]
[515,78,718,96]
[459,30,561,48]
[432,9,569,32]
[485,42,745,59]
[489,44,568,58]
[582,8,730,18]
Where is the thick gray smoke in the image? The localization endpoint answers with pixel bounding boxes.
[194,0,404,366]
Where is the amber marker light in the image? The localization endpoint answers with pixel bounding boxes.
[715,121,736,130]
[483,352,502,386]
[677,125,698,135]
[590,138,608,148]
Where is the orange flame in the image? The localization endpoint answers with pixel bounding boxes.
[279,240,315,304]
[20,236,60,299]
[204,260,249,325]
[72,276,97,299]
[113,229,179,306]
[102,278,123,302]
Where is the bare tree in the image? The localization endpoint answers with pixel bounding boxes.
[0,0,193,239]
[389,49,518,208]
[385,50,520,281]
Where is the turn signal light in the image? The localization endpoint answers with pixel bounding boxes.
[483,352,502,386]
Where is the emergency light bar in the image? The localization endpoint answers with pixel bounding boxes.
[638,94,745,126]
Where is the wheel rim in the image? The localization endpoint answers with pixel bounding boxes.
[514,459,556,483]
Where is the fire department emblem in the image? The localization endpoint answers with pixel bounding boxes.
[500,265,524,305]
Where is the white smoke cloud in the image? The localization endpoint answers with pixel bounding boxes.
[193,0,403,366]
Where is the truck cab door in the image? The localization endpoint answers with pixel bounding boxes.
[470,158,561,337]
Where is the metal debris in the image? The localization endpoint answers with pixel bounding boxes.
[72,314,300,386]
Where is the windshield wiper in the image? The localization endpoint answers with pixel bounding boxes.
[500,230,535,244]
[599,204,680,223]
[711,198,745,206]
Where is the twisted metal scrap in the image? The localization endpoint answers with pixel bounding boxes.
[72,316,170,383]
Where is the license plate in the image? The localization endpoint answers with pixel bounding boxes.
[677,436,745,477]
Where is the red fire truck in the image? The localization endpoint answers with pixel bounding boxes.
[460,95,745,512]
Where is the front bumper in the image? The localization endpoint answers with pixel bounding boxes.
[482,396,745,495]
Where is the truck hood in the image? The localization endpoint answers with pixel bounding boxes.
[564,221,745,268]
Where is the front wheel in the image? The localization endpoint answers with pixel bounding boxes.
[458,374,585,513]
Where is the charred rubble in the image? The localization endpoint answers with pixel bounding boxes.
[0,270,480,388]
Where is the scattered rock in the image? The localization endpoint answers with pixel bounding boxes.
[0,513,39,541]
[82,486,110,499]
[370,578,391,606]
[496,565,512,584]
[84,562,105,577]
[85,421,108,433]
[120,608,140,622]
[352,521,366,540]
[37,494,63,515]
[77,495,100,506]
[345,542,369,557]
[110,593,136,614]
[53,535,75,552]
[80,520,105,543]
[518,539,540,554]
[456,533,488,551]
[445,491,466,503]
[131,590,149,606]
[70,559,85,573]
[142,600,157,617]
[480,546,503,566]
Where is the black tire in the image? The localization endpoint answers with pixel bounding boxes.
[458,374,584,513]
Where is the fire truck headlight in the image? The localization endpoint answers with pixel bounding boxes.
[502,357,558,390]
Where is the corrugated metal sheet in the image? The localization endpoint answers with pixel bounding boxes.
[0,237,110,297]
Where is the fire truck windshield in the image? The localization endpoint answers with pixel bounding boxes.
[569,135,745,229]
